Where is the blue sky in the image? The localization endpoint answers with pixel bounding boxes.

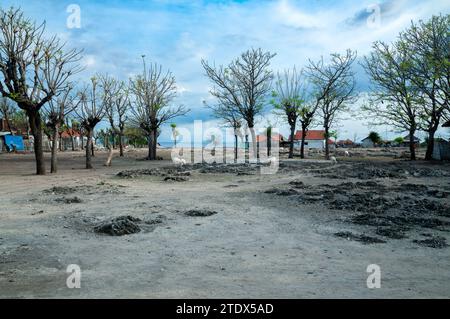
[3,0,449,142]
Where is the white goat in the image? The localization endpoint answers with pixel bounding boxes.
[330,156,337,165]
[344,151,350,157]
[172,157,186,166]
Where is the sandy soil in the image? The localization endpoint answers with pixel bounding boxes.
[0,149,449,298]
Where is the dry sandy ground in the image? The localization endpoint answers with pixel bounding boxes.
[0,150,449,298]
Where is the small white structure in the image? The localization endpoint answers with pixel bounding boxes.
[293,130,334,150]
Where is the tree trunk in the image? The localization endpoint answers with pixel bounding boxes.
[91,138,95,157]
[119,129,124,157]
[324,125,330,160]
[267,130,271,157]
[244,134,249,163]
[234,134,238,164]
[51,124,60,173]
[85,128,93,169]
[409,128,416,161]
[425,128,437,161]
[4,113,12,134]
[300,131,307,159]
[27,110,46,175]
[147,129,157,160]
[289,125,295,159]
[71,136,75,151]
[249,126,257,162]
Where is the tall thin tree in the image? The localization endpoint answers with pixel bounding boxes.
[202,48,275,162]
[0,8,82,174]
[130,58,188,160]
[307,50,357,160]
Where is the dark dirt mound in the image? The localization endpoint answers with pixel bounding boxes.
[289,180,305,188]
[55,196,83,204]
[195,163,259,175]
[144,215,167,225]
[44,184,124,196]
[413,236,448,248]
[263,170,450,247]
[117,167,190,179]
[44,186,78,195]
[184,209,218,217]
[375,227,407,239]
[94,216,142,236]
[164,176,189,182]
[334,231,386,244]
[313,162,450,180]
[264,188,299,196]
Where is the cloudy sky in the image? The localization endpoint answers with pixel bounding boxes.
[4,0,449,142]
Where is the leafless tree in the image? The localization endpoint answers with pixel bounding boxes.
[307,50,357,159]
[75,78,106,169]
[272,67,316,158]
[130,58,188,160]
[362,41,422,160]
[0,7,82,174]
[99,75,129,157]
[42,85,79,173]
[202,48,275,161]
[0,97,15,133]
[205,101,242,163]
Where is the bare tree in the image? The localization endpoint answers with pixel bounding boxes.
[0,97,15,133]
[0,8,82,174]
[307,50,357,159]
[99,75,129,157]
[272,67,316,158]
[130,58,188,160]
[205,101,242,163]
[75,78,106,169]
[399,15,450,160]
[362,41,422,160]
[202,48,275,162]
[42,85,79,173]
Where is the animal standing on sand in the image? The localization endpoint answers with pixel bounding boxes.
[173,157,186,166]
[330,156,337,165]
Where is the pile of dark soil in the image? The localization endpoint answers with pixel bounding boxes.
[164,176,189,182]
[313,162,450,180]
[413,236,448,248]
[184,209,218,217]
[94,216,142,236]
[44,186,78,195]
[55,196,83,204]
[195,163,259,175]
[44,184,125,195]
[334,231,386,244]
[263,173,450,247]
[375,227,407,239]
[117,167,190,179]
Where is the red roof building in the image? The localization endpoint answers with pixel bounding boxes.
[60,128,81,139]
[293,130,334,145]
